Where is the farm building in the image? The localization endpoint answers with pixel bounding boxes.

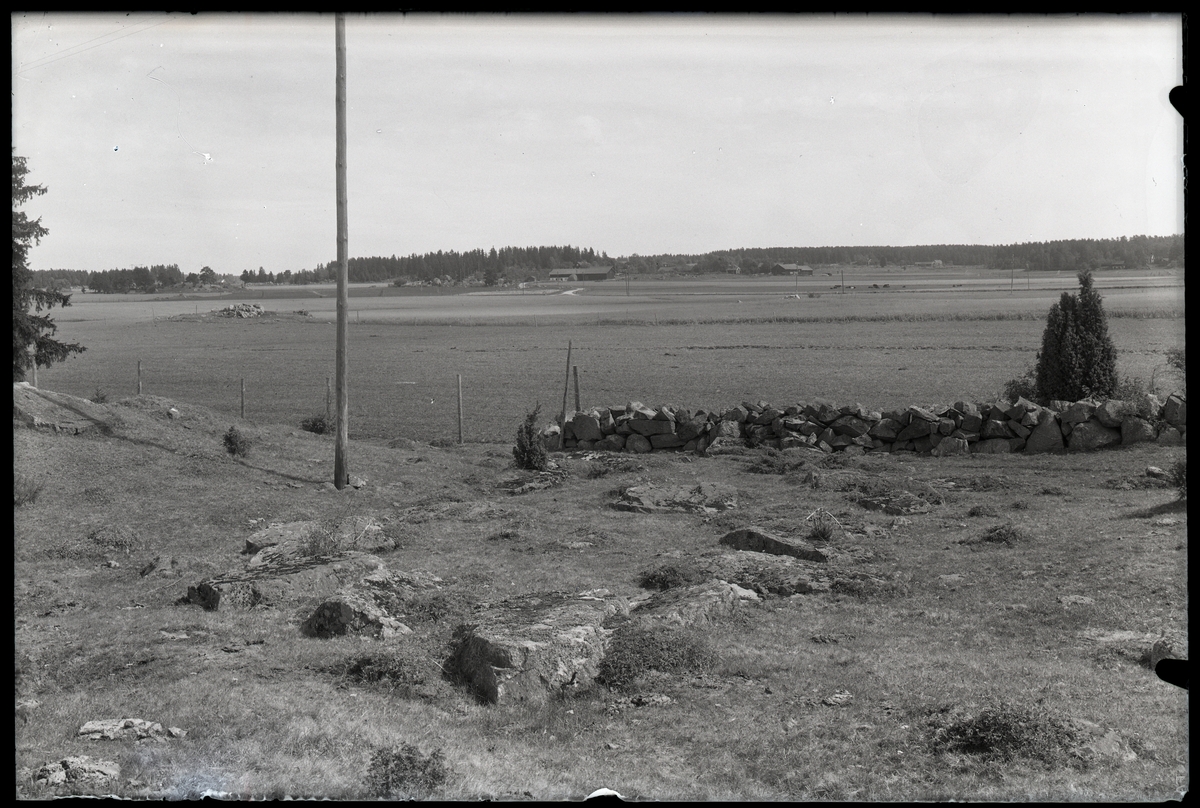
[548,267,614,282]
[771,263,814,275]
[913,260,944,268]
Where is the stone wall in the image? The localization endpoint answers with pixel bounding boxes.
[545,392,1185,457]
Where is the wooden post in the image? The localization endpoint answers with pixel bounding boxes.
[240,378,245,419]
[333,13,350,489]
[30,344,37,388]
[457,374,464,445]
[841,270,845,294]
[326,375,331,423]
[573,366,580,412]
[137,360,142,395]
[559,340,573,448]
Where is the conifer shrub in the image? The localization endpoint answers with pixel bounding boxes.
[223,426,252,458]
[1035,270,1118,403]
[513,403,549,471]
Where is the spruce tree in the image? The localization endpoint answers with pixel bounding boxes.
[1034,269,1118,403]
[13,150,84,381]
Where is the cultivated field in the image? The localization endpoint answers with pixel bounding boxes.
[34,269,1186,444]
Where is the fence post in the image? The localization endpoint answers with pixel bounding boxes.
[137,360,142,395]
[457,374,464,445]
[240,378,245,419]
[559,340,573,449]
[326,376,332,423]
[573,366,580,412]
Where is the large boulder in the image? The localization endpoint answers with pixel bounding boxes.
[1119,416,1157,445]
[1095,399,1137,429]
[1132,392,1163,420]
[34,756,120,787]
[614,483,737,514]
[1059,399,1099,426]
[981,419,1014,439]
[595,434,626,452]
[930,436,970,456]
[895,419,932,442]
[1023,415,1065,454]
[1156,426,1183,446]
[13,383,112,435]
[570,412,604,442]
[624,434,652,454]
[1067,419,1122,451]
[868,418,902,440]
[719,527,829,563]
[1162,393,1186,428]
[649,433,686,450]
[443,591,634,705]
[830,415,873,437]
[627,401,657,420]
[699,551,833,596]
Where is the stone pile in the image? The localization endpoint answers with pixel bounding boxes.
[214,303,266,318]
[547,392,1184,457]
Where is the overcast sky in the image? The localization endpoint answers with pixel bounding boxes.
[12,12,1183,275]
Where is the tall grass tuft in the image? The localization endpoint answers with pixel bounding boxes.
[14,473,43,507]
[597,624,718,691]
[513,403,549,471]
[1169,458,1185,500]
[365,743,448,799]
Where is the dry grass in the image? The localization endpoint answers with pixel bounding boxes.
[13,383,1187,800]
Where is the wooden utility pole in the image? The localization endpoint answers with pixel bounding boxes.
[333,13,350,489]
[558,340,573,449]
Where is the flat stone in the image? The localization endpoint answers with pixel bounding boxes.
[570,412,604,442]
[857,492,931,515]
[930,436,970,456]
[179,551,390,612]
[78,718,166,741]
[35,756,121,786]
[1059,400,1099,426]
[626,579,759,628]
[1156,426,1183,446]
[595,434,626,451]
[627,418,676,437]
[972,438,1013,454]
[719,527,829,562]
[649,433,686,450]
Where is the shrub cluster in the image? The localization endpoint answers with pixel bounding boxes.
[979,523,1030,545]
[223,426,252,458]
[513,403,549,471]
[597,624,718,690]
[365,743,448,799]
[1170,458,1186,500]
[300,413,333,435]
[926,701,1079,765]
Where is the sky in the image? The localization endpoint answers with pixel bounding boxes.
[12,12,1184,275]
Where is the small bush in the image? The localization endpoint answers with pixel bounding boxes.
[90,387,108,404]
[14,473,43,507]
[513,403,549,471]
[926,701,1079,765]
[980,523,1029,545]
[300,413,333,435]
[597,625,718,691]
[1112,375,1147,401]
[807,520,837,543]
[586,463,610,479]
[967,504,999,518]
[223,427,251,458]
[638,562,705,591]
[88,525,144,555]
[1002,365,1040,405]
[1169,458,1186,500]
[365,743,448,799]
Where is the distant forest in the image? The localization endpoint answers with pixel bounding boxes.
[29,234,1183,291]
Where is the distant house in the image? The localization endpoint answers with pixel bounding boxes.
[771,263,814,276]
[725,265,741,274]
[913,260,944,268]
[548,267,613,282]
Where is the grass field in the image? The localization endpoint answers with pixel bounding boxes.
[13,387,1188,799]
[34,270,1186,444]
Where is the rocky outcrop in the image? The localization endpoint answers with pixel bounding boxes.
[78,718,185,741]
[613,483,737,514]
[443,590,637,705]
[13,382,111,435]
[718,527,829,563]
[33,756,120,786]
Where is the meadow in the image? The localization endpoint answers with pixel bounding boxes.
[37,268,1185,444]
[15,267,1187,800]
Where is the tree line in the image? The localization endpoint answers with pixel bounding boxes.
[639,234,1182,274]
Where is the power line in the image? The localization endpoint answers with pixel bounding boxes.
[16,15,175,75]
